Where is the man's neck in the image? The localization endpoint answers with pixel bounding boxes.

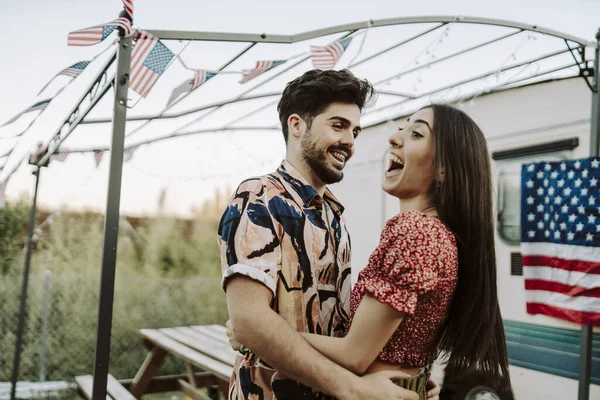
[285,157,327,196]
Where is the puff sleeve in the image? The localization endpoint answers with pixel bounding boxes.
[361,214,441,315]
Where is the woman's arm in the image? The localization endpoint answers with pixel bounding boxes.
[300,294,405,375]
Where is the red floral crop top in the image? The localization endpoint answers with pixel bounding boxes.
[348,211,459,367]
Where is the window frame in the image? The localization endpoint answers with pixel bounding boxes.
[495,152,570,246]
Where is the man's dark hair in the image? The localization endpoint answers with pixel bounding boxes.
[277,69,376,143]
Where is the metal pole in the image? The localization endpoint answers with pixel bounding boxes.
[39,270,52,382]
[91,32,132,400]
[9,166,41,400]
[578,28,600,400]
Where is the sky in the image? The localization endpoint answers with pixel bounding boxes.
[0,0,599,217]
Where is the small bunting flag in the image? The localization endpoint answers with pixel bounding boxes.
[129,31,176,97]
[239,60,286,84]
[1,99,53,127]
[38,61,90,95]
[123,148,134,163]
[67,17,132,47]
[94,150,106,167]
[167,70,216,106]
[310,37,353,70]
[50,148,70,162]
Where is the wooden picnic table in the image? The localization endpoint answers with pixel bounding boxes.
[129,324,237,399]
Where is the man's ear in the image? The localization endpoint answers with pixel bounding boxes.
[288,114,305,139]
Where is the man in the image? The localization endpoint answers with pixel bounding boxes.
[218,69,434,400]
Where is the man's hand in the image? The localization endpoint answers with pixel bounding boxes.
[426,377,441,399]
[348,370,419,400]
[225,319,242,351]
[228,314,428,400]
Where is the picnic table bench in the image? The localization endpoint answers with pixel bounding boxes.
[76,324,236,400]
[131,324,236,399]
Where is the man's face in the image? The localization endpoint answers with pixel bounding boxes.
[299,102,361,185]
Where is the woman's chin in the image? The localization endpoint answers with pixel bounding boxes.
[381,182,398,197]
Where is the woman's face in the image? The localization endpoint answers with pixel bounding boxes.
[382,108,437,200]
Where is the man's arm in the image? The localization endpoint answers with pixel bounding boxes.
[299,294,405,375]
[226,276,418,400]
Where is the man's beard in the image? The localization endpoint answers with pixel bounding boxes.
[300,130,347,185]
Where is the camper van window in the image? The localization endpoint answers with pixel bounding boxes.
[497,154,564,245]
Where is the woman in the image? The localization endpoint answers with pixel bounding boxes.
[228,104,511,399]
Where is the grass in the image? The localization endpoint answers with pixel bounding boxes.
[1,206,229,385]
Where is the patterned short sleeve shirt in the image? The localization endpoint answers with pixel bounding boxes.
[218,160,352,399]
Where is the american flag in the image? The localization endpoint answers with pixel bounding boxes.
[122,0,134,20]
[239,60,286,84]
[167,70,216,106]
[94,150,106,167]
[123,148,134,163]
[310,37,353,70]
[521,158,600,327]
[50,148,70,162]
[1,99,52,127]
[38,61,90,95]
[67,17,132,47]
[129,31,175,97]
[58,61,91,78]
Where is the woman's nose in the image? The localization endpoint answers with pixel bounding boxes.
[388,131,403,148]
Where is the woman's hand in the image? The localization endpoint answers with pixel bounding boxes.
[225,319,242,351]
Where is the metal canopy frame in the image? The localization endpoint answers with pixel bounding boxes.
[4,15,598,400]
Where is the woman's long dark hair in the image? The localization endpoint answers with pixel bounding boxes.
[427,104,510,390]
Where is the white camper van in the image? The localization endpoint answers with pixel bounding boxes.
[334,76,599,399]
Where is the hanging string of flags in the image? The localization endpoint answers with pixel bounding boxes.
[1,0,361,173]
[1,0,358,129]
[1,98,54,128]
[48,146,136,167]
[158,34,355,104]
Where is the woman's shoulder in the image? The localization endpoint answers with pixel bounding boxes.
[389,211,456,247]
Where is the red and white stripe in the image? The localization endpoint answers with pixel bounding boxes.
[67,25,105,47]
[522,242,600,326]
[129,31,160,97]
[60,68,84,78]
[122,0,134,20]
[167,70,213,106]
[51,150,70,162]
[240,61,274,84]
[310,41,346,70]
[109,17,133,37]
[67,18,132,47]
[94,150,106,167]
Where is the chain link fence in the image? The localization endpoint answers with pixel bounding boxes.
[0,272,228,385]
